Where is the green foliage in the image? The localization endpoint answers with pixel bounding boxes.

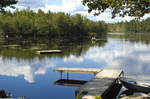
[76,91,82,99]
[0,9,108,61]
[0,9,107,41]
[75,92,102,99]
[95,96,102,99]
[108,18,150,33]
[0,0,18,13]
[82,0,150,18]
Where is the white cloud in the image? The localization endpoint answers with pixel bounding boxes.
[64,55,83,63]
[0,57,55,83]
[62,0,86,12]
[41,0,85,13]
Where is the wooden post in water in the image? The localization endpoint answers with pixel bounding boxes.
[67,72,69,80]
[60,72,62,79]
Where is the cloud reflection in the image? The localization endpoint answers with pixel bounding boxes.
[64,55,83,63]
[64,39,150,81]
[0,57,55,83]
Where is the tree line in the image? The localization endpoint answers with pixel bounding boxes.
[108,18,150,33]
[0,9,107,41]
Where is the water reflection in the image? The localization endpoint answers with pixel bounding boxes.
[0,33,150,98]
[0,57,55,83]
[0,34,150,82]
[64,36,150,81]
[0,37,107,84]
[54,79,87,87]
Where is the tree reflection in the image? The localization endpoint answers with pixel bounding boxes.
[108,33,150,45]
[0,37,107,61]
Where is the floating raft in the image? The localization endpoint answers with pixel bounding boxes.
[54,68,123,99]
[36,50,62,54]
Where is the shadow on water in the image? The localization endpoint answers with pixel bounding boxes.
[54,79,87,87]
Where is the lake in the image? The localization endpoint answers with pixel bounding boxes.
[0,33,150,99]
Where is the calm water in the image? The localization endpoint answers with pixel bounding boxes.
[0,33,150,99]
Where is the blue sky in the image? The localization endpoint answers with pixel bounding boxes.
[47,0,62,6]
[16,0,149,23]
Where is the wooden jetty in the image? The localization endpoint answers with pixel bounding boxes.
[54,67,123,99]
[54,67,102,74]
[77,69,123,99]
[54,67,102,79]
[36,50,62,54]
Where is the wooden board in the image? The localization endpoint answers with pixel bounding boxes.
[54,68,102,74]
[95,69,123,79]
[76,69,123,98]
[82,84,122,99]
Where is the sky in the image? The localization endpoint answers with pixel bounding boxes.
[15,0,150,23]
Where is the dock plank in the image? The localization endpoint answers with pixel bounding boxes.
[76,69,123,98]
[95,69,123,79]
[54,68,102,74]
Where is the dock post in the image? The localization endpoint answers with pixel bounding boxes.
[94,72,96,76]
[67,72,69,80]
[122,71,124,77]
[60,72,62,79]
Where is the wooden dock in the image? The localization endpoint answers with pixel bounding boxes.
[36,50,62,54]
[77,69,123,99]
[54,67,123,99]
[54,67,102,74]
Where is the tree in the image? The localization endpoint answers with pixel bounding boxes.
[0,0,18,13]
[82,0,150,18]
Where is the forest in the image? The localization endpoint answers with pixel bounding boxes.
[0,9,107,41]
[0,0,150,41]
[108,18,150,33]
